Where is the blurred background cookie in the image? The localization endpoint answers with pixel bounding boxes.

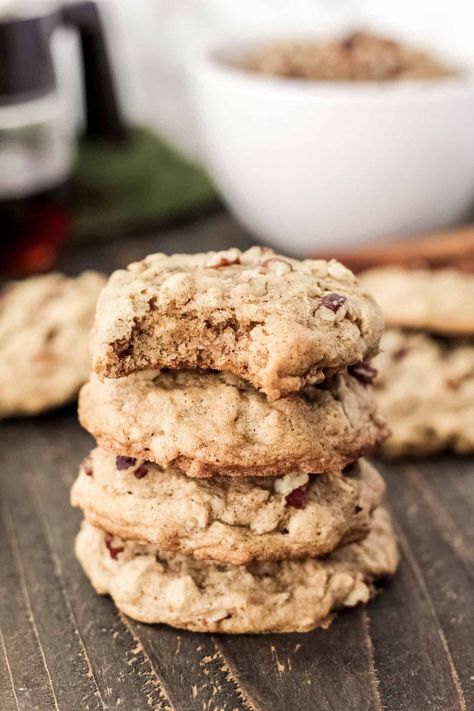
[0,271,105,417]
[360,267,474,456]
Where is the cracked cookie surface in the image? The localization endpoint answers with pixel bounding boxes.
[90,247,383,399]
[71,449,385,564]
[361,266,474,336]
[374,329,474,456]
[0,271,105,417]
[79,369,387,477]
[75,506,398,633]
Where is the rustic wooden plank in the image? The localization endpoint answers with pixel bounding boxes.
[415,459,474,543]
[1,427,108,710]
[366,527,464,711]
[125,621,256,711]
[0,500,59,711]
[214,607,383,711]
[378,465,474,710]
[442,460,474,511]
[0,415,172,711]
[404,465,474,570]
[0,628,19,711]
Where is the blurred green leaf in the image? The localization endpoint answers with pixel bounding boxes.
[71,126,217,240]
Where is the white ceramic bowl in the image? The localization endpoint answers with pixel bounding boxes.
[190,40,474,253]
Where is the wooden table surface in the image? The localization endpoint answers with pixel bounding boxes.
[1,216,473,711]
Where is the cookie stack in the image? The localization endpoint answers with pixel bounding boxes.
[361,266,474,457]
[72,247,399,633]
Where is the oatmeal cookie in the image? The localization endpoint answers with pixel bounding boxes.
[361,266,474,336]
[0,271,105,417]
[374,329,474,456]
[75,506,398,633]
[79,369,387,477]
[90,247,383,399]
[72,449,385,564]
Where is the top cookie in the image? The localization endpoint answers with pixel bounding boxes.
[0,271,105,417]
[91,247,383,399]
[360,266,474,336]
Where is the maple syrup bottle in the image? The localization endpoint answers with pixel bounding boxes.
[0,1,125,276]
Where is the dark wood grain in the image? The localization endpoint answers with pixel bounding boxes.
[1,217,473,711]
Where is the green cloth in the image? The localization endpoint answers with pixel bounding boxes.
[71,127,217,241]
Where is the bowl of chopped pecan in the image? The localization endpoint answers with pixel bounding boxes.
[190,31,474,253]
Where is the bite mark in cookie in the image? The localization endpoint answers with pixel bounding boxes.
[91,247,383,399]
